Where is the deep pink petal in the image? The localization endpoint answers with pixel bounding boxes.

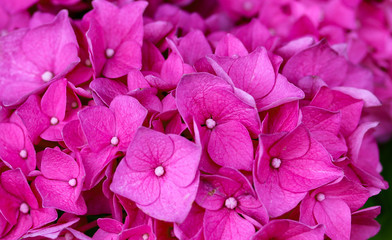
[314,199,351,240]
[110,95,147,152]
[164,134,201,187]
[78,106,116,152]
[203,208,255,240]
[251,219,325,240]
[208,121,254,170]
[40,148,79,181]
[111,159,160,206]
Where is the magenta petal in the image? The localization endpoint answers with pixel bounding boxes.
[196,175,240,211]
[111,160,160,206]
[254,169,306,217]
[252,220,325,240]
[178,30,213,65]
[176,72,261,136]
[314,199,351,240]
[110,95,147,151]
[1,169,38,209]
[351,206,381,240]
[0,122,36,175]
[40,78,67,121]
[165,134,201,187]
[279,137,343,192]
[35,176,87,215]
[40,148,79,181]
[97,218,123,234]
[90,78,128,106]
[0,10,79,106]
[228,47,274,99]
[17,95,50,143]
[256,74,305,111]
[22,217,79,239]
[103,40,142,78]
[203,208,255,240]
[282,40,347,87]
[215,34,248,57]
[137,174,199,223]
[2,214,33,240]
[78,106,116,152]
[269,125,311,160]
[208,121,254,170]
[62,120,87,152]
[125,127,174,171]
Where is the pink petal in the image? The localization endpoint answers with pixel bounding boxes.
[0,122,36,174]
[17,95,50,143]
[125,127,174,171]
[208,121,254,170]
[110,95,147,151]
[178,30,213,65]
[40,148,79,181]
[1,169,38,209]
[165,134,201,187]
[35,176,87,215]
[137,173,200,223]
[252,219,325,240]
[78,106,116,152]
[203,208,255,240]
[40,78,67,121]
[351,206,381,240]
[215,34,248,57]
[90,78,128,106]
[111,160,160,206]
[196,175,240,211]
[314,198,351,240]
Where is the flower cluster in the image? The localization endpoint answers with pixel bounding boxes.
[0,0,390,239]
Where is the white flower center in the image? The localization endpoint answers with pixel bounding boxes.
[110,136,119,146]
[41,71,53,82]
[19,203,29,214]
[316,193,326,202]
[205,118,216,129]
[225,197,237,209]
[154,166,165,177]
[105,48,115,58]
[19,149,28,159]
[142,233,149,240]
[68,178,77,187]
[50,117,59,125]
[271,158,282,169]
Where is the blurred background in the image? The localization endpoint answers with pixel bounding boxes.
[370,141,392,239]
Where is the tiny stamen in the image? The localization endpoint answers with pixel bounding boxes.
[205,118,216,129]
[19,203,29,214]
[110,136,119,146]
[41,71,53,82]
[50,117,59,125]
[142,233,149,240]
[316,193,326,202]
[154,166,165,177]
[68,178,77,187]
[225,197,237,209]
[19,149,28,159]
[71,102,78,109]
[271,158,282,169]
